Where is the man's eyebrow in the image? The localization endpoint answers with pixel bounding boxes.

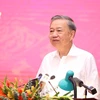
[56,27,62,29]
[50,27,62,29]
[50,28,54,29]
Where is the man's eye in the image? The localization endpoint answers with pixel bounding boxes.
[57,30,62,32]
[50,30,54,32]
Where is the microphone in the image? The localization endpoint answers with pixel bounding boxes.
[38,73,43,80]
[18,74,42,88]
[39,74,49,91]
[73,77,97,95]
[58,70,77,99]
[73,77,83,87]
[48,75,58,94]
[20,73,43,89]
[28,73,43,87]
[50,75,55,80]
[88,86,97,95]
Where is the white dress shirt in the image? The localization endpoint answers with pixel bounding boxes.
[36,44,100,99]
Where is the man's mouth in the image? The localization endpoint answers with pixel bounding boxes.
[52,39,59,41]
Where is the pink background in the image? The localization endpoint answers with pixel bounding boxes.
[0,0,100,83]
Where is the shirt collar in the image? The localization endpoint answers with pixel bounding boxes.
[54,44,79,57]
[67,44,79,56]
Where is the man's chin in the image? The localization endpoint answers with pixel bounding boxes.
[52,44,60,49]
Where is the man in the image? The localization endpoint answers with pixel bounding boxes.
[36,15,100,99]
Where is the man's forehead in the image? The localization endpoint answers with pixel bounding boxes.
[50,19,68,28]
[51,19,68,23]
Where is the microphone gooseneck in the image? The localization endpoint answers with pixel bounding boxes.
[73,77,83,87]
[69,76,77,99]
[73,77,97,96]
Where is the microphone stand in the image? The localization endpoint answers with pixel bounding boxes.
[73,77,97,99]
[69,76,77,99]
[85,88,87,98]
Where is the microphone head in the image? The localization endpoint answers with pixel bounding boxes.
[58,70,74,91]
[88,86,97,95]
[38,73,43,80]
[65,70,74,81]
[50,75,55,80]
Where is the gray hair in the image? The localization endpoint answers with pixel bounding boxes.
[51,15,76,32]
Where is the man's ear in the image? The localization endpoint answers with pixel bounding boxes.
[70,30,76,40]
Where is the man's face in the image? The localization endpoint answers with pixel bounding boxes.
[49,19,75,49]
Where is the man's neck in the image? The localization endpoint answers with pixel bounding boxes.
[58,43,72,58]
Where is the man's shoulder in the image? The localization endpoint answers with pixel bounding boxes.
[75,46,93,57]
[44,51,57,57]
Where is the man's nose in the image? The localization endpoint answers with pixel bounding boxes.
[52,31,58,37]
